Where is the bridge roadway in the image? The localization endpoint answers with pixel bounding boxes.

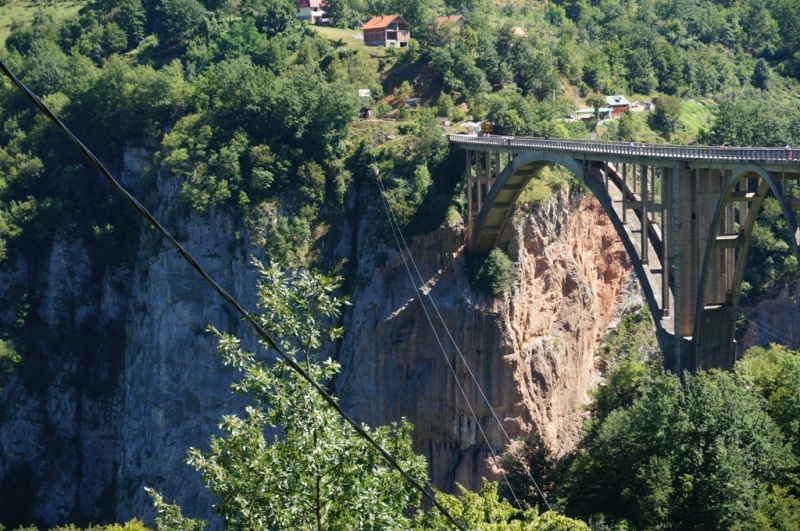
[449,133,800,374]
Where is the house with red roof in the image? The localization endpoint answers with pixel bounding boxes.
[361,15,411,47]
[295,0,327,25]
[436,14,467,27]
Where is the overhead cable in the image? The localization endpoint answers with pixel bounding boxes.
[372,146,552,511]
[372,165,524,510]
[0,59,467,531]
[741,310,800,349]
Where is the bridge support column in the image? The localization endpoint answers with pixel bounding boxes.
[670,161,683,374]
[676,164,697,372]
[476,151,483,212]
[466,150,473,246]
[622,164,627,224]
[662,166,670,318]
[485,149,491,193]
[641,165,649,264]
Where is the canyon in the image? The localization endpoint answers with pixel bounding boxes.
[0,148,790,527]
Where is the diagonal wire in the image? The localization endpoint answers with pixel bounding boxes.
[372,165,524,510]
[372,148,552,510]
[741,309,796,345]
[0,59,467,531]
[741,310,800,349]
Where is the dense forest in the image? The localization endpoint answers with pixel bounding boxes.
[1,0,800,528]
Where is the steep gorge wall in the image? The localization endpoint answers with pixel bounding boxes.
[337,189,631,491]
[0,152,631,526]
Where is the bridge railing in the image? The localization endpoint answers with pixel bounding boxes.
[447,134,795,162]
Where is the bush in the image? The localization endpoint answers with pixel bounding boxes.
[0,339,21,380]
[470,249,517,297]
[451,105,467,122]
[435,92,454,117]
[375,103,392,118]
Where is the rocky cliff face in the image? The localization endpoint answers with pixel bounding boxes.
[0,151,631,527]
[337,188,631,491]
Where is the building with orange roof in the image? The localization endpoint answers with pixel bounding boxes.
[361,15,411,47]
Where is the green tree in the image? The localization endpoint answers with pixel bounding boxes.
[736,344,800,456]
[470,249,517,297]
[184,261,429,530]
[394,80,413,102]
[591,306,660,420]
[253,0,300,37]
[154,0,208,45]
[0,339,21,386]
[651,41,684,95]
[498,433,558,508]
[435,92,454,118]
[325,0,361,29]
[389,0,432,32]
[627,48,657,95]
[420,482,590,530]
[585,93,605,122]
[648,94,682,138]
[751,58,771,91]
[564,371,796,530]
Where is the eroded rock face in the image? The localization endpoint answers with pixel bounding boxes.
[337,189,632,491]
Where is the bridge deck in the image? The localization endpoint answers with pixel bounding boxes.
[449,134,800,167]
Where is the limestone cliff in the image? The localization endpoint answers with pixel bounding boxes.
[337,188,631,491]
[0,150,631,527]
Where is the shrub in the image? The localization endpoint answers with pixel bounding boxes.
[375,103,392,118]
[451,105,467,122]
[435,92,454,117]
[470,249,517,297]
[0,339,21,380]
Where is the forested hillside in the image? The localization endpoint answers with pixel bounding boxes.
[1,0,800,529]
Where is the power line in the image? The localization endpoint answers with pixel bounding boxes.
[372,148,552,511]
[373,165,524,510]
[741,310,800,349]
[741,310,796,346]
[0,59,467,531]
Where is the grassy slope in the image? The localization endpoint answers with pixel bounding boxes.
[311,25,388,58]
[677,99,715,143]
[0,1,83,46]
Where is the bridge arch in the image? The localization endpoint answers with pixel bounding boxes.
[693,164,800,369]
[471,150,587,256]
[471,149,666,333]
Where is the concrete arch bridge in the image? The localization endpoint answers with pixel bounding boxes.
[449,134,800,373]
